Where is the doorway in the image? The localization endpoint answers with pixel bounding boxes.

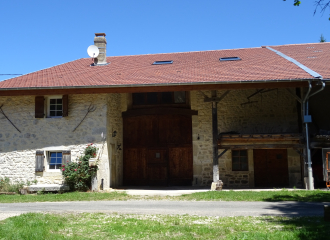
[123,114,193,186]
[254,149,289,188]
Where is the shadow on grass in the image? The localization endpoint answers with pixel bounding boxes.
[263,191,330,202]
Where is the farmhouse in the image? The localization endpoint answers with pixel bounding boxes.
[1,33,330,190]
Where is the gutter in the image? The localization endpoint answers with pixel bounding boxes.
[0,78,321,92]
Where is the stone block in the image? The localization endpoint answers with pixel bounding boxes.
[27,184,70,192]
[210,180,223,191]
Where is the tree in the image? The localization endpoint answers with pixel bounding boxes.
[320,34,327,42]
[284,0,330,19]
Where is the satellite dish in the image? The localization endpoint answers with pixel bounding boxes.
[87,45,99,58]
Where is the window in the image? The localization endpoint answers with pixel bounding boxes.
[232,150,248,171]
[48,96,63,117]
[132,91,187,106]
[35,95,68,118]
[48,152,62,170]
[220,57,241,61]
[152,60,173,65]
[35,150,71,172]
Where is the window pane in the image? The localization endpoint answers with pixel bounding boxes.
[56,99,62,104]
[232,150,239,157]
[50,99,56,104]
[50,111,56,116]
[50,157,56,164]
[56,111,62,116]
[146,92,158,104]
[56,152,62,158]
[240,150,247,156]
[241,162,248,171]
[56,105,62,110]
[49,165,55,169]
[132,93,145,105]
[174,91,186,103]
[50,152,57,158]
[240,157,248,162]
[232,157,239,164]
[161,92,172,104]
[50,105,56,110]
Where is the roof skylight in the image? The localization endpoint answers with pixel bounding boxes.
[219,57,241,62]
[153,60,173,65]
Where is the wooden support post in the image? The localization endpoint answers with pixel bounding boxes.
[212,90,219,182]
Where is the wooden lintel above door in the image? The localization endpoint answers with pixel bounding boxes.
[122,107,198,117]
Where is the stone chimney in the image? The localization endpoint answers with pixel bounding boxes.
[94,33,107,65]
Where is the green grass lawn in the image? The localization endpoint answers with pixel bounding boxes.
[178,189,330,202]
[0,189,330,203]
[1,213,329,239]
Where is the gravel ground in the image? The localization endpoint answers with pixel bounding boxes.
[0,212,23,221]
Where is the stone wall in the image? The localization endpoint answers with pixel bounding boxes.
[191,88,301,188]
[102,93,125,189]
[0,94,108,185]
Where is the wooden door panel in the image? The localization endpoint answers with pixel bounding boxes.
[254,149,289,188]
[253,149,269,187]
[169,147,193,185]
[147,149,168,186]
[123,116,158,147]
[123,148,147,186]
[158,115,192,145]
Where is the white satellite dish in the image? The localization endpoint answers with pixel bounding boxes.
[87,45,99,58]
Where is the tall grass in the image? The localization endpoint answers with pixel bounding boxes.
[0,176,35,194]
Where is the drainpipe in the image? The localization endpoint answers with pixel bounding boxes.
[303,80,325,190]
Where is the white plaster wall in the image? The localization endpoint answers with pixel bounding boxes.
[191,88,300,187]
[0,94,108,185]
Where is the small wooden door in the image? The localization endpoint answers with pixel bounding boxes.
[169,147,193,185]
[147,149,168,186]
[123,148,147,186]
[254,149,289,188]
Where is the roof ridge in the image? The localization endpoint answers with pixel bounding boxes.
[269,42,330,47]
[98,46,263,59]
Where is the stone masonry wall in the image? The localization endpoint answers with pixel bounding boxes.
[103,93,125,189]
[191,88,300,188]
[0,94,108,185]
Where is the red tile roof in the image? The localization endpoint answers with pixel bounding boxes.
[1,42,329,91]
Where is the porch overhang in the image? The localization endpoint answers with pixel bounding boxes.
[218,133,304,150]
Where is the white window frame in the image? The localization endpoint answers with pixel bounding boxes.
[46,151,63,172]
[47,95,63,118]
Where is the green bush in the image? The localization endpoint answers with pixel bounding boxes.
[62,144,98,191]
[0,176,36,193]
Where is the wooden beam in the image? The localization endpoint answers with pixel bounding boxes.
[218,144,305,149]
[0,81,308,96]
[122,108,198,117]
[204,90,230,102]
[212,90,219,182]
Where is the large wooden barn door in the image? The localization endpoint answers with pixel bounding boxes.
[254,149,289,188]
[123,114,193,186]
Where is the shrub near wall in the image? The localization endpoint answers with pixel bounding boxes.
[62,144,98,191]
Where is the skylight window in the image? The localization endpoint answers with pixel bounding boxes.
[153,60,173,65]
[219,57,241,62]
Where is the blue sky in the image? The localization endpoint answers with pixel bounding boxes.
[0,0,328,81]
